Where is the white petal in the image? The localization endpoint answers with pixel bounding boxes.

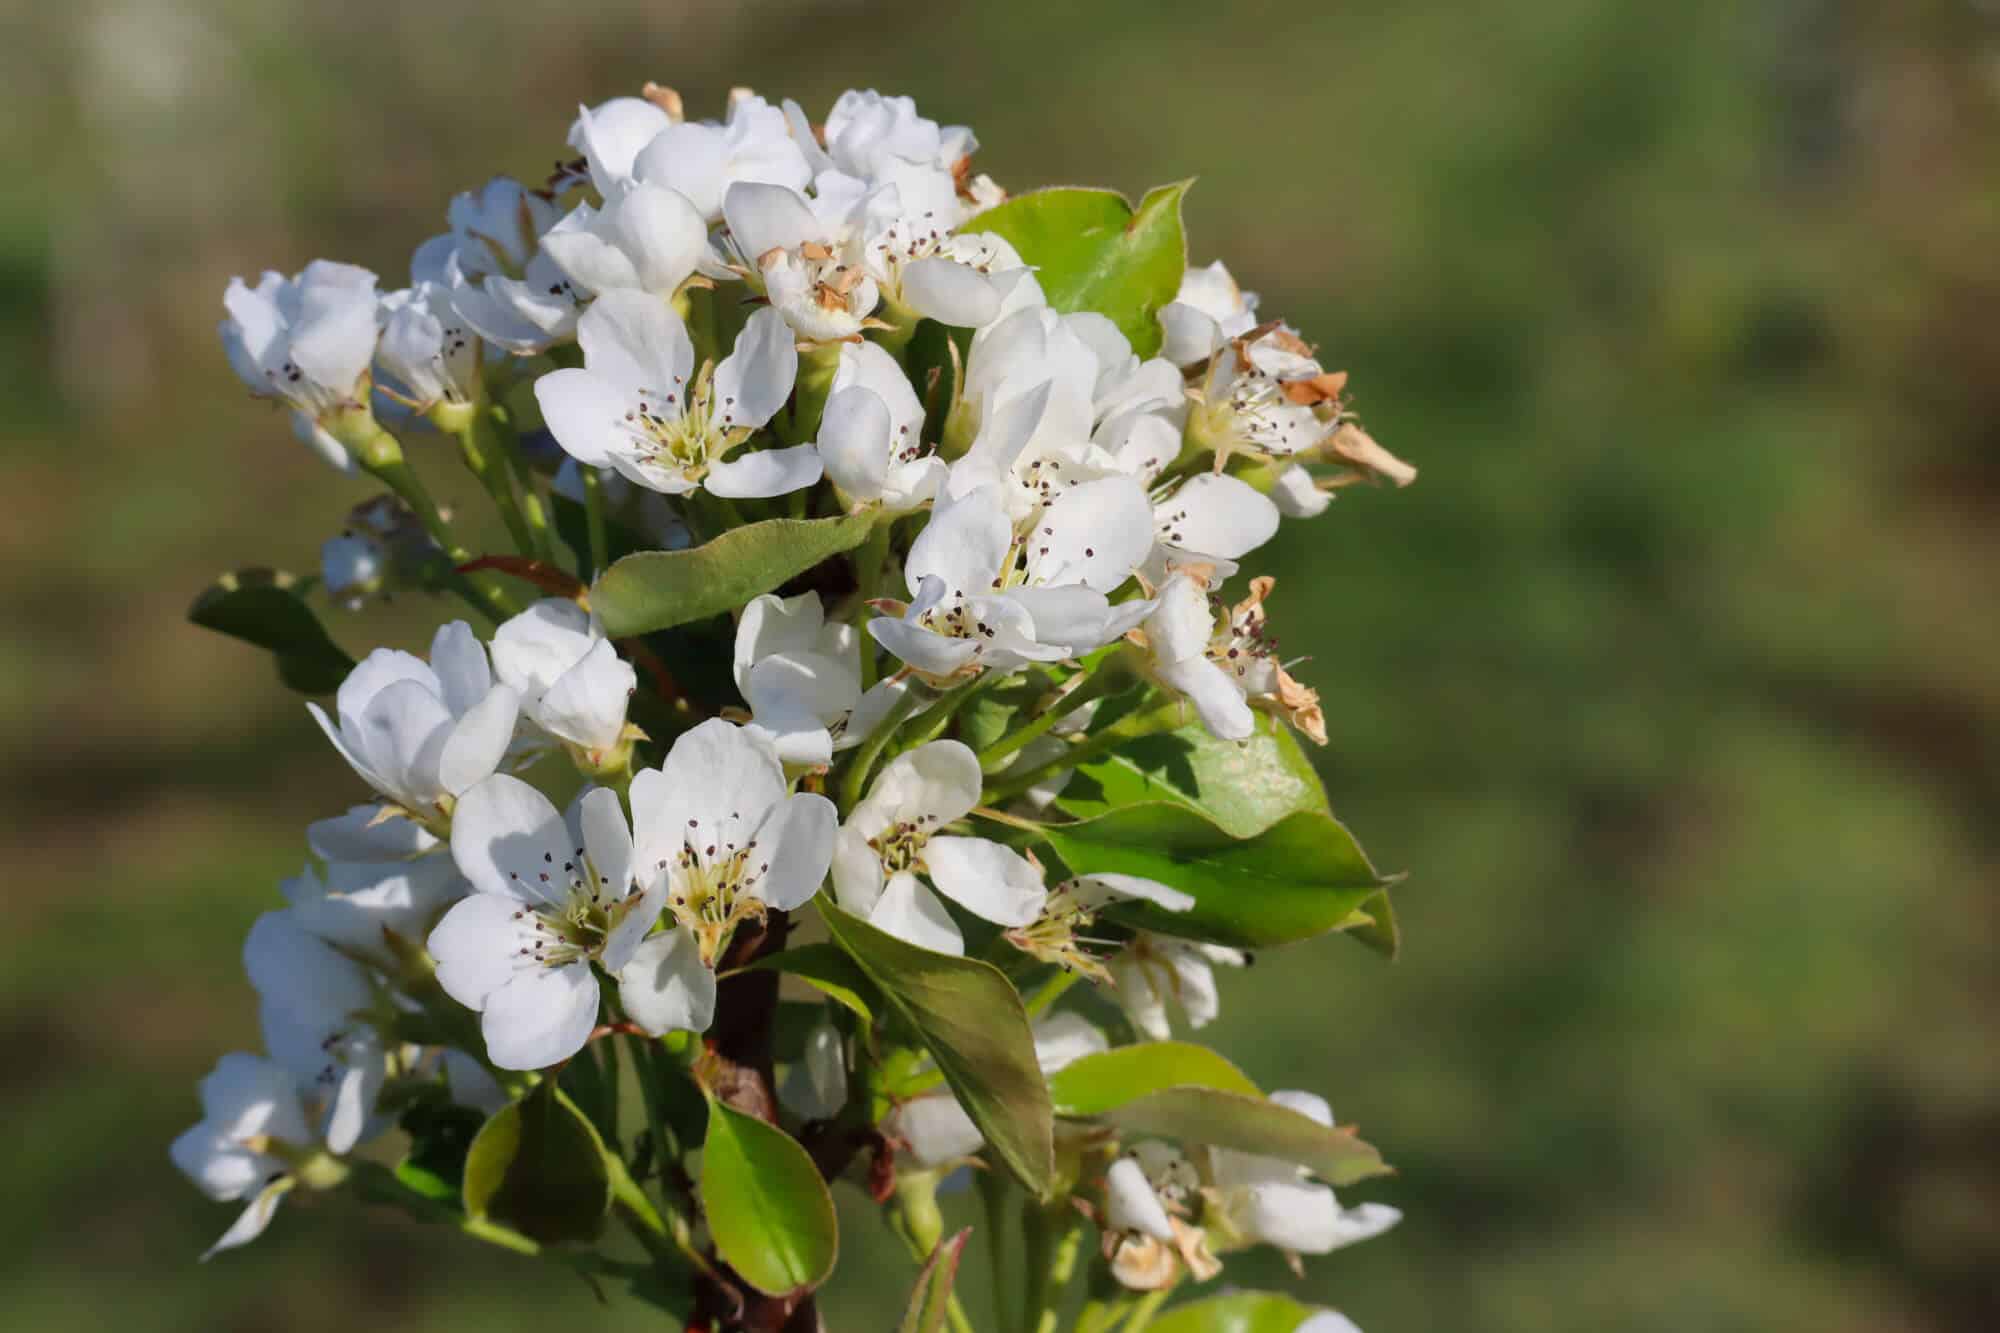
[816,384,892,499]
[1269,1089,1334,1127]
[723,181,821,261]
[905,486,1011,597]
[537,641,634,752]
[857,739,984,830]
[746,650,860,727]
[868,613,984,677]
[1236,1180,1349,1253]
[306,804,438,861]
[900,257,1000,327]
[1072,873,1195,914]
[746,793,837,910]
[617,928,717,1035]
[779,1021,848,1121]
[923,835,1047,927]
[1158,658,1255,742]
[481,963,601,1070]
[534,368,628,469]
[449,773,573,905]
[831,826,887,917]
[706,444,823,498]
[427,893,535,1010]
[869,872,964,954]
[1002,584,1115,657]
[577,785,636,908]
[1156,473,1280,560]
[1031,1011,1109,1073]
[352,679,456,807]
[712,307,797,430]
[428,622,493,717]
[656,718,789,838]
[1105,1157,1175,1242]
[201,1181,291,1261]
[335,647,437,733]
[199,1052,313,1145]
[577,288,696,396]
[610,184,711,296]
[437,683,521,794]
[1295,1315,1365,1333]
[889,1090,983,1168]
[323,1058,385,1155]
[1025,477,1155,593]
[1158,301,1223,366]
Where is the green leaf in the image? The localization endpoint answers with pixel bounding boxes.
[700,1098,839,1296]
[461,1083,612,1245]
[1046,1043,1260,1118]
[592,513,882,638]
[1147,1291,1327,1333]
[896,1227,971,1333]
[1103,1086,1389,1186]
[394,1100,486,1204]
[1040,803,1384,949]
[1342,886,1401,959]
[1056,712,1331,839]
[963,182,1190,357]
[188,567,354,694]
[818,903,1056,1197]
[742,942,879,1024]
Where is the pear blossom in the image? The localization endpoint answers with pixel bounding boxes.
[1150,472,1281,569]
[1102,1139,1221,1289]
[1007,871,1195,978]
[887,1012,1105,1168]
[243,911,390,1155]
[309,622,521,823]
[865,221,1028,329]
[733,591,908,769]
[632,90,812,223]
[819,89,981,226]
[723,181,881,343]
[428,779,651,1070]
[541,181,711,305]
[220,261,382,460]
[306,801,441,862]
[280,839,465,971]
[868,483,1154,682]
[1107,931,1248,1042]
[813,340,944,510]
[410,178,579,355]
[376,281,477,414]
[619,720,838,1034]
[169,1053,315,1259]
[1270,462,1336,519]
[535,290,816,498]
[568,96,675,196]
[1204,1091,1402,1257]
[489,599,637,762]
[1134,574,1325,745]
[831,739,1046,954]
[1189,326,1415,489]
[1158,260,1260,366]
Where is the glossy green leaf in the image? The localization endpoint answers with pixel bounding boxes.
[819,903,1056,1197]
[592,513,881,638]
[1040,803,1384,949]
[743,942,879,1024]
[896,1227,971,1333]
[963,182,1190,357]
[1056,712,1331,839]
[461,1084,611,1245]
[1147,1291,1326,1333]
[700,1098,839,1296]
[1342,886,1401,959]
[1046,1042,1260,1117]
[1104,1086,1389,1186]
[188,567,353,694]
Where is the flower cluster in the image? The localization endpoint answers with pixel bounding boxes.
[181,83,1413,1332]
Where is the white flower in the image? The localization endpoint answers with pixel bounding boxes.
[620,720,838,1032]
[733,591,907,769]
[305,802,440,862]
[1103,1140,1222,1289]
[411,177,580,355]
[542,182,711,303]
[631,91,813,223]
[886,1012,1103,1168]
[309,623,521,822]
[490,599,636,759]
[1205,1091,1402,1256]
[1138,575,1325,745]
[569,97,676,196]
[723,182,881,343]
[1008,872,1194,977]
[1158,260,1260,366]
[1149,472,1280,569]
[243,911,389,1155]
[865,222,1027,328]
[831,739,1046,954]
[169,1053,315,1259]
[535,290,816,498]
[376,282,477,413]
[1188,326,1413,488]
[1107,932,1247,1042]
[818,89,979,227]
[814,340,944,510]
[868,483,1154,681]
[283,825,466,971]
[220,261,381,455]
[428,779,649,1070]
[778,1019,848,1122]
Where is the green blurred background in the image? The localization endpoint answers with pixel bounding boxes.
[4,0,1997,1328]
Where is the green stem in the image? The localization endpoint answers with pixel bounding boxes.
[837,687,922,815]
[1075,1296,1136,1333]
[978,1168,1016,1333]
[1023,969,1080,1020]
[849,518,895,691]
[977,670,1121,773]
[871,297,923,362]
[1121,1286,1172,1333]
[983,698,1184,806]
[348,421,517,623]
[895,674,993,756]
[447,407,536,556]
[580,464,611,579]
[486,406,558,563]
[1026,1209,1085,1333]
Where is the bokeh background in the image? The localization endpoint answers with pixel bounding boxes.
[4,0,1998,1329]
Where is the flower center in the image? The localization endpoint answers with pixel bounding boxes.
[507,845,638,969]
[867,813,943,875]
[622,362,747,484]
[659,813,771,965]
